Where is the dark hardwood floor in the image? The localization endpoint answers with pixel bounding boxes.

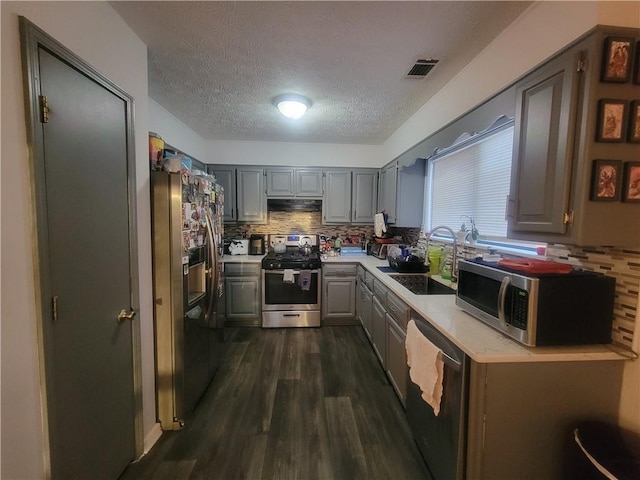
[120,326,429,480]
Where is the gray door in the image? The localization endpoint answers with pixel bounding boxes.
[21,20,138,479]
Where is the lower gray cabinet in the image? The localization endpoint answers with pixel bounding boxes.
[322,263,357,325]
[357,274,373,339]
[371,296,386,368]
[385,313,407,405]
[224,263,261,326]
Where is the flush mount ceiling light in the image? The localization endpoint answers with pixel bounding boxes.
[273,94,312,120]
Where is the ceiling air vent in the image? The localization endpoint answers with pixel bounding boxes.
[405,58,439,78]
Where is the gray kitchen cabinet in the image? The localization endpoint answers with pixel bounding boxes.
[224,263,261,326]
[466,360,623,479]
[236,167,267,223]
[295,168,324,197]
[378,159,426,227]
[508,26,640,247]
[357,267,373,339]
[378,283,409,404]
[385,313,407,405]
[378,162,397,223]
[508,42,582,236]
[207,164,236,222]
[322,169,352,224]
[371,295,387,368]
[322,263,357,325]
[266,168,295,197]
[351,169,378,224]
[266,168,323,197]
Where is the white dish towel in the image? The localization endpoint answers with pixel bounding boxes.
[283,269,295,283]
[374,213,387,238]
[405,319,445,416]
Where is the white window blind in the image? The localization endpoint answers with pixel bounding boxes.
[427,125,514,237]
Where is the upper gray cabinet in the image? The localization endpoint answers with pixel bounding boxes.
[508,44,582,236]
[507,26,640,247]
[352,169,378,224]
[207,164,236,222]
[295,169,324,197]
[323,169,352,224]
[378,162,397,223]
[378,159,425,227]
[207,165,267,223]
[236,167,267,223]
[266,168,323,197]
[265,168,295,197]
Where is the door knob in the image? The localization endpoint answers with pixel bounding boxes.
[117,309,136,323]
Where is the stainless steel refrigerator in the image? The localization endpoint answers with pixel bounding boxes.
[151,169,224,430]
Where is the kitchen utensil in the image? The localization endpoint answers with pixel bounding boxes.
[272,240,286,253]
[497,258,573,274]
[300,244,312,255]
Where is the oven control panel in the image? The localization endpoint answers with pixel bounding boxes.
[269,234,317,247]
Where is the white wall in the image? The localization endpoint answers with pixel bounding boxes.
[149,99,209,161]
[0,2,155,478]
[150,99,386,167]
[204,139,385,167]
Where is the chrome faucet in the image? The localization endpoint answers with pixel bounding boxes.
[427,225,458,282]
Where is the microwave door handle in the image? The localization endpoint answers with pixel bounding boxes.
[497,276,511,327]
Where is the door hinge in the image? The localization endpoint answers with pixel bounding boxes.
[52,295,58,322]
[563,210,574,225]
[39,95,50,123]
[577,53,587,73]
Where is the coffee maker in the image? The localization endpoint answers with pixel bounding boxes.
[249,234,266,255]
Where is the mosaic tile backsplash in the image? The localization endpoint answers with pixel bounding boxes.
[225,211,639,350]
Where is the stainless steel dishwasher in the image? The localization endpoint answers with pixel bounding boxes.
[406,313,470,480]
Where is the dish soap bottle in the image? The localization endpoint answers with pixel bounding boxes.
[334,235,342,251]
[440,247,453,280]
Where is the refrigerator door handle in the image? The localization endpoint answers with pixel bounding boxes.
[204,211,218,324]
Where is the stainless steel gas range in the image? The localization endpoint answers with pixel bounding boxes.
[261,234,322,328]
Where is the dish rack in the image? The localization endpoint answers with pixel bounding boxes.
[387,255,428,273]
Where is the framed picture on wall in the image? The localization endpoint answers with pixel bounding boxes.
[628,100,640,143]
[622,162,640,202]
[596,99,627,142]
[601,36,633,83]
[634,41,640,85]
[590,159,622,201]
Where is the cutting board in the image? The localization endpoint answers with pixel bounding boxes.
[497,258,573,274]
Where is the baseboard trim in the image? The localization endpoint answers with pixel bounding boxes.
[142,423,163,456]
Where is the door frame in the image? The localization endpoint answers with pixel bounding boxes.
[19,16,143,472]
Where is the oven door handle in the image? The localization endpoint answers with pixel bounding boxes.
[264,269,320,275]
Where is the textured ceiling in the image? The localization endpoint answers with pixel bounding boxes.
[111,1,532,145]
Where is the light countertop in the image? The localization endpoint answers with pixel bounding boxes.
[218,252,630,363]
[322,255,631,364]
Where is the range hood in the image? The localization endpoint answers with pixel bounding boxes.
[267,198,322,212]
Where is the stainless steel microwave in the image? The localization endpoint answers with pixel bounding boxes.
[455,259,615,347]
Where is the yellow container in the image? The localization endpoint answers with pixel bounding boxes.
[428,247,442,275]
[149,132,164,171]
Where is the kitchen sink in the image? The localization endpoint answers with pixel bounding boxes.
[389,274,456,295]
